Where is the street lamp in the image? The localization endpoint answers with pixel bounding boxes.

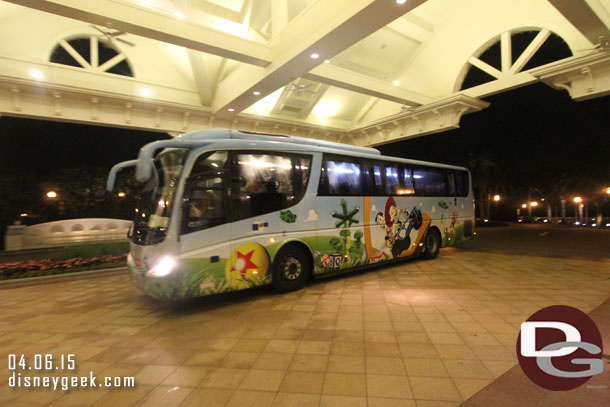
[521,204,527,208]
[605,187,610,195]
[46,191,57,199]
[493,194,501,202]
[530,201,538,207]
[573,197,583,224]
[117,192,126,198]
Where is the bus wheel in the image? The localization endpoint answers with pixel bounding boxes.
[272,245,311,293]
[421,228,440,260]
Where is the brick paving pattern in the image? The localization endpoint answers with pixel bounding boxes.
[1,248,609,406]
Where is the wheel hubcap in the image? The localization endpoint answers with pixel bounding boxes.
[427,235,436,250]
[281,256,301,281]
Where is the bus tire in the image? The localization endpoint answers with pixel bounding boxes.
[421,228,441,260]
[272,245,311,293]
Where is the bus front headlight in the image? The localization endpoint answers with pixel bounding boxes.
[148,257,176,277]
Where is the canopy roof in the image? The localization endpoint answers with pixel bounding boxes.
[0,0,609,145]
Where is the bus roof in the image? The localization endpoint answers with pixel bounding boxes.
[107,129,469,187]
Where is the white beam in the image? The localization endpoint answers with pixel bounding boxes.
[4,0,272,67]
[212,0,428,116]
[187,50,214,106]
[548,0,610,45]
[271,0,288,38]
[468,56,503,79]
[501,31,512,73]
[304,64,432,106]
[509,29,551,74]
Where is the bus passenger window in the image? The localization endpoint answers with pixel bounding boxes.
[385,166,400,195]
[182,175,227,234]
[399,166,415,195]
[232,153,312,221]
[372,165,383,195]
[413,168,449,196]
[320,160,363,195]
[454,171,469,197]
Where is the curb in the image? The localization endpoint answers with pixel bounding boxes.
[0,267,128,289]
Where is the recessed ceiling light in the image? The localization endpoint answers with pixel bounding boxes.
[29,70,43,80]
[324,60,330,64]
[393,81,400,86]
[396,0,407,4]
[320,119,327,125]
[228,108,235,112]
[253,91,261,95]
[174,11,186,19]
[140,88,152,97]
[310,53,320,59]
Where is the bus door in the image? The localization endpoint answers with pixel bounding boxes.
[179,151,233,279]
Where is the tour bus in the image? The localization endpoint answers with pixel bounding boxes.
[107,129,474,300]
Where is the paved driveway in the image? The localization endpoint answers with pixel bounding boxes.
[1,247,609,407]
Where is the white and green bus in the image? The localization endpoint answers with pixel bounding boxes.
[107,129,474,300]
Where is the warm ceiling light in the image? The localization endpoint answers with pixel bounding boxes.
[313,100,339,117]
[118,192,126,197]
[396,0,407,4]
[228,108,235,112]
[324,60,330,64]
[573,196,582,203]
[530,201,538,207]
[493,194,501,201]
[47,191,57,198]
[174,11,186,19]
[310,53,320,59]
[393,81,400,86]
[140,88,152,97]
[521,204,527,208]
[253,91,261,96]
[320,119,327,125]
[29,70,43,80]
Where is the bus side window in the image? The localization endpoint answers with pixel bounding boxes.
[413,167,449,196]
[181,151,229,235]
[447,171,457,196]
[385,165,400,195]
[454,171,469,197]
[231,153,312,221]
[399,165,415,195]
[372,164,384,195]
[319,159,363,195]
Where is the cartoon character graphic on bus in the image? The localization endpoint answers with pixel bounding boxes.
[380,197,424,258]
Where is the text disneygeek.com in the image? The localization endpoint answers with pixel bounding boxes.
[8,354,135,391]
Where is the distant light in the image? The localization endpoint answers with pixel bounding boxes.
[573,196,582,203]
[393,81,400,86]
[592,223,597,227]
[606,223,610,227]
[46,191,57,198]
[253,91,261,96]
[605,187,610,194]
[396,0,407,4]
[484,219,489,223]
[310,53,320,59]
[29,70,44,80]
[575,221,580,225]
[324,60,330,64]
[20,213,28,217]
[118,192,126,197]
[140,88,152,97]
[530,201,538,207]
[543,219,548,223]
[518,219,523,222]
[541,198,545,201]
[493,194,500,202]
[521,204,527,208]
[228,108,235,112]
[174,11,186,19]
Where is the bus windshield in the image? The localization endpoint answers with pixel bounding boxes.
[132,149,189,245]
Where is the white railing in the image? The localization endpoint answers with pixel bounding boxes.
[5,219,131,251]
